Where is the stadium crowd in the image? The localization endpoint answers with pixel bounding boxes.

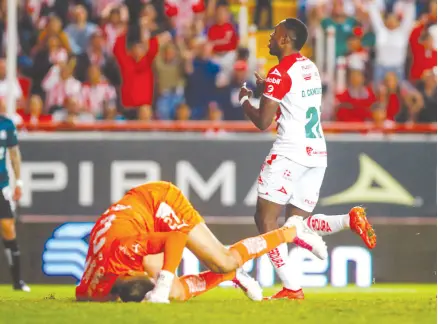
[1,0,436,125]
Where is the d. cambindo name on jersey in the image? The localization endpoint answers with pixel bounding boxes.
[302,87,322,97]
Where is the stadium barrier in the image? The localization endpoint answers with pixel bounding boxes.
[18,121,438,133]
[0,222,435,286]
[0,131,435,286]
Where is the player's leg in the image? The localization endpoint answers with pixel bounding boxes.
[265,164,327,300]
[304,207,377,249]
[0,187,29,292]
[186,222,300,272]
[181,220,326,301]
[290,167,377,249]
[255,155,310,299]
[166,180,310,273]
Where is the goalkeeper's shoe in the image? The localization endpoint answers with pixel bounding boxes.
[13,280,30,292]
[232,268,263,301]
[264,287,304,300]
[283,216,328,260]
[349,206,377,249]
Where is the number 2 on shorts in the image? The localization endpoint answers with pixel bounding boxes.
[305,106,322,139]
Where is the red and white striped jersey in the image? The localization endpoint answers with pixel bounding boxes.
[42,65,82,110]
[81,81,117,116]
[165,0,205,35]
[103,23,124,53]
[262,53,327,167]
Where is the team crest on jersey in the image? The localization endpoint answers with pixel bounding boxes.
[0,130,6,140]
[269,68,281,76]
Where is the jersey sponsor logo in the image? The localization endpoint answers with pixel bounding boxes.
[321,154,421,207]
[265,77,281,85]
[42,223,94,282]
[269,68,281,76]
[0,130,6,140]
[306,147,327,156]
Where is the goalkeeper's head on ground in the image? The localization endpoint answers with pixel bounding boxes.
[111,276,155,302]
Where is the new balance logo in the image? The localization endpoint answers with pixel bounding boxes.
[270,68,281,76]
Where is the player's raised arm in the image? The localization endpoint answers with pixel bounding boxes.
[239,66,291,131]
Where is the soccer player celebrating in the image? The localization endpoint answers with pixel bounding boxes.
[75,181,327,303]
[0,103,29,292]
[238,18,376,300]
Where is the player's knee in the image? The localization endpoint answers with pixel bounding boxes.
[210,255,239,273]
[0,219,16,240]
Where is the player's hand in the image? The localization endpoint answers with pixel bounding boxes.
[254,72,265,86]
[239,83,253,102]
[145,290,170,304]
[13,186,22,201]
[254,72,265,93]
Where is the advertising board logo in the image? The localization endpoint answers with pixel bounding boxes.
[42,223,373,287]
[321,154,422,207]
[42,223,94,282]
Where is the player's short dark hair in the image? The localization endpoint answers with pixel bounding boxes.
[283,18,308,51]
[112,277,155,302]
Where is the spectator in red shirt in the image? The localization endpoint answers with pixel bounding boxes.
[375,71,423,124]
[113,24,159,120]
[207,4,238,55]
[409,0,437,50]
[409,29,437,83]
[207,4,238,85]
[335,69,378,122]
[19,94,52,125]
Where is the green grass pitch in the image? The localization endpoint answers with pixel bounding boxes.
[0,284,436,324]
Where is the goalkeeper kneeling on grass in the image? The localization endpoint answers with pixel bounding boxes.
[75,181,327,303]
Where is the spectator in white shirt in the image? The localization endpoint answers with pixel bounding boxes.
[102,7,127,53]
[81,65,117,120]
[52,96,95,124]
[0,59,24,108]
[41,57,82,112]
[367,0,416,86]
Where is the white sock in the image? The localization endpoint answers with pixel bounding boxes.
[305,214,350,236]
[267,243,301,291]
